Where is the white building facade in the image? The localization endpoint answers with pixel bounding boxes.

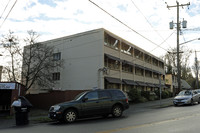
[27,28,165,94]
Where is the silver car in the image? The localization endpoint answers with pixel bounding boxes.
[173,90,200,106]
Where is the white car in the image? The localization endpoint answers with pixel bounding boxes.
[173,90,200,106]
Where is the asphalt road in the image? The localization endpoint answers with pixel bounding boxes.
[1,100,200,133]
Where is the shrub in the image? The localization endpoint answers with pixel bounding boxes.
[138,97,148,103]
[127,88,141,103]
[141,91,150,100]
[141,91,157,101]
[154,90,173,99]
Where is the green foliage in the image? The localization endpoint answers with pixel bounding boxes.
[161,91,169,99]
[128,88,157,103]
[141,91,150,100]
[127,88,141,103]
[128,88,173,103]
[138,97,148,103]
[154,90,172,99]
[141,91,157,101]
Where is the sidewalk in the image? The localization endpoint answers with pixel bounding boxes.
[0,108,50,129]
[0,98,174,129]
[133,97,174,108]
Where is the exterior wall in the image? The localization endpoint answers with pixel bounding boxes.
[165,74,173,92]
[26,90,86,109]
[41,29,104,91]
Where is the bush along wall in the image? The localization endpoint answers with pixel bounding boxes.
[154,90,173,99]
[128,88,173,103]
[127,88,141,103]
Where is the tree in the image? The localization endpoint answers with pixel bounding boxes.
[1,30,63,91]
[163,47,192,79]
[1,31,21,82]
[163,46,194,87]
[190,59,200,89]
[21,31,63,91]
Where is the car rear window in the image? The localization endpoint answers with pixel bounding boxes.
[110,90,125,98]
[99,91,111,99]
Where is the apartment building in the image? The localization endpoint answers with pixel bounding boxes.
[26,28,165,95]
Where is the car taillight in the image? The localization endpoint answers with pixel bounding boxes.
[125,98,129,103]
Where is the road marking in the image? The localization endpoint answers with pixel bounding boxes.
[96,113,200,133]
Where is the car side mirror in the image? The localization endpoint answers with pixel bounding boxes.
[82,97,88,102]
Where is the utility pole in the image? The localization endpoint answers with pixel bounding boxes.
[195,51,199,89]
[167,1,190,93]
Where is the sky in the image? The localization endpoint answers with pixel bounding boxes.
[0,0,200,67]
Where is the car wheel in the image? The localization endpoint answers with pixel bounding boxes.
[112,105,123,118]
[64,109,77,123]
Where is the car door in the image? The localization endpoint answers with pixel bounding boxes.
[98,90,113,114]
[81,91,101,116]
[193,91,199,102]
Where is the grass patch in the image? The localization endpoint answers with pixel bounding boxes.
[0,115,14,119]
[31,116,52,123]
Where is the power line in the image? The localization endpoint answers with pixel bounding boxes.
[88,0,169,52]
[130,1,163,41]
[0,0,11,19]
[183,27,200,31]
[130,0,173,51]
[150,31,175,53]
[0,0,18,29]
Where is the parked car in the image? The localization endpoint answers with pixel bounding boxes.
[48,89,129,123]
[173,90,200,106]
[196,89,200,94]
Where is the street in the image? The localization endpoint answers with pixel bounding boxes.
[1,100,200,133]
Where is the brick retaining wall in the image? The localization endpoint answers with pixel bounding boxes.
[26,90,86,109]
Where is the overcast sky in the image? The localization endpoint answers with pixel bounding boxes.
[0,0,200,65]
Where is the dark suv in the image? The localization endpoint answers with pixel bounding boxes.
[48,89,129,123]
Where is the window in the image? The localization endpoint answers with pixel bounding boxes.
[153,72,159,79]
[134,49,143,60]
[104,33,119,50]
[152,58,158,66]
[105,82,120,90]
[99,91,111,99]
[145,70,152,78]
[159,61,164,68]
[52,72,60,80]
[104,56,120,70]
[53,52,61,61]
[122,63,133,73]
[121,42,133,55]
[110,90,125,98]
[135,67,144,76]
[144,54,151,64]
[84,92,98,100]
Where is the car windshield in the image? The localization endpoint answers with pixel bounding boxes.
[74,92,87,101]
[178,90,192,96]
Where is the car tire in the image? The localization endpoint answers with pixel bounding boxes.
[112,105,123,118]
[63,109,77,123]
